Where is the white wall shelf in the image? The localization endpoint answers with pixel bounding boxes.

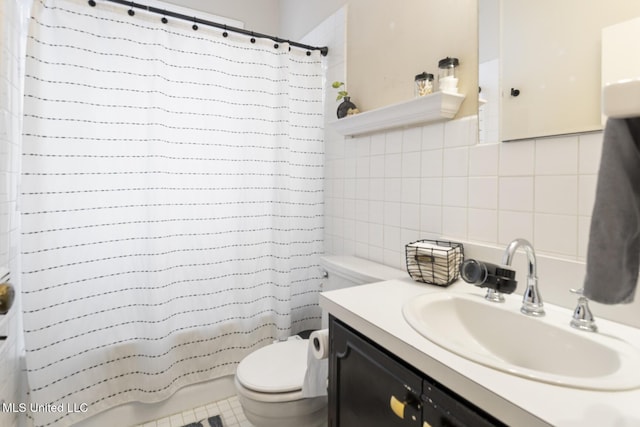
[329,91,466,137]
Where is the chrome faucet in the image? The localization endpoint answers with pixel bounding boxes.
[502,238,545,317]
[569,288,598,332]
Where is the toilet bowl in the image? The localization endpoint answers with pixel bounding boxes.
[234,338,327,427]
[234,256,406,427]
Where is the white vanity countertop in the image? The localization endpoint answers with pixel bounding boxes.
[319,278,640,427]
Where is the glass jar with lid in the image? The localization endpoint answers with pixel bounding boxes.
[438,57,459,93]
[414,72,434,97]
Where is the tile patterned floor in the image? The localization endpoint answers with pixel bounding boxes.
[133,396,254,427]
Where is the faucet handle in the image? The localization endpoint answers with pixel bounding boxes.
[484,289,505,303]
[569,288,598,332]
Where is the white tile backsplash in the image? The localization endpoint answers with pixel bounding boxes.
[578,175,597,216]
[385,129,403,154]
[443,146,469,177]
[369,200,384,224]
[369,223,384,247]
[534,213,578,256]
[421,149,443,177]
[535,136,579,175]
[498,210,534,245]
[370,155,385,178]
[468,177,498,210]
[356,155,370,178]
[370,133,386,155]
[577,216,592,259]
[499,176,534,212]
[401,177,421,204]
[383,201,402,227]
[442,206,467,238]
[369,178,384,201]
[401,151,422,177]
[402,126,423,153]
[578,132,604,174]
[442,177,468,207]
[469,143,499,176]
[534,175,578,215]
[384,153,402,177]
[420,177,442,205]
[383,178,402,203]
[400,202,420,231]
[326,114,603,263]
[499,140,535,176]
[420,204,442,235]
[444,116,476,148]
[326,103,611,283]
[422,122,445,150]
[468,208,498,243]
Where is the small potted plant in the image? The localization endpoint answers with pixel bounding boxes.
[332,81,358,118]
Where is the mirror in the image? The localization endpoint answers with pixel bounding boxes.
[479,0,640,143]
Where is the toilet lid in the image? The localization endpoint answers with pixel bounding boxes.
[236,339,308,393]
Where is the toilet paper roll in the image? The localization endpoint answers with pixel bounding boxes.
[303,329,329,397]
[310,329,329,360]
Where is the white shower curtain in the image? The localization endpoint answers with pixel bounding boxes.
[20,0,325,425]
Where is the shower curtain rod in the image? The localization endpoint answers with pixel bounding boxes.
[88,0,329,56]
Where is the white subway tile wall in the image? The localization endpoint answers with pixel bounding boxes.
[0,1,27,426]
[324,115,604,269]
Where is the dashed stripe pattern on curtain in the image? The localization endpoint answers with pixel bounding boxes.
[20,0,325,426]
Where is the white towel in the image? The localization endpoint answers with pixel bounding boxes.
[583,118,640,304]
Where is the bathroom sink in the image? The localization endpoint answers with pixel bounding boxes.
[402,292,640,391]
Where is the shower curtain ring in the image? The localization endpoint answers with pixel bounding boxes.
[223,25,228,38]
[250,31,256,44]
[161,10,168,24]
[88,0,96,7]
[128,2,135,16]
[192,17,198,31]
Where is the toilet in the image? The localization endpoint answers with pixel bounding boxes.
[234,255,406,427]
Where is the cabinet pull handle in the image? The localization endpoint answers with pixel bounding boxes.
[389,395,406,419]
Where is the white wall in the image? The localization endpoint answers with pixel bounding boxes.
[162,0,280,34]
[279,0,346,41]
[0,1,29,426]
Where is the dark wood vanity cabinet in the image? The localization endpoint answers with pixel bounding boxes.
[328,316,507,427]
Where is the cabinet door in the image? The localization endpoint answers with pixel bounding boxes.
[422,377,506,427]
[329,317,422,427]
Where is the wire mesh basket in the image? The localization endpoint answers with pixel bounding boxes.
[405,239,464,286]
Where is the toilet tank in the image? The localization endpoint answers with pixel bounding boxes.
[319,255,406,292]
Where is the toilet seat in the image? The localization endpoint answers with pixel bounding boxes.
[234,376,306,403]
[236,339,308,398]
